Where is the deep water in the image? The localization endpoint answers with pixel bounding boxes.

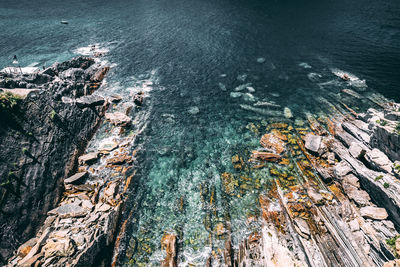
[1,0,400,265]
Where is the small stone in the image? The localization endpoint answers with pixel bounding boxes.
[133,92,144,106]
[343,174,360,188]
[360,206,388,220]
[81,200,94,210]
[349,219,360,232]
[98,140,118,152]
[64,172,87,185]
[78,152,99,165]
[48,203,87,218]
[304,133,322,153]
[17,238,37,258]
[76,95,105,108]
[96,203,111,212]
[334,161,352,178]
[283,107,293,119]
[349,142,365,159]
[105,112,132,127]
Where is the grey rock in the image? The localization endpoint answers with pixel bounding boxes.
[365,148,393,173]
[104,112,132,126]
[334,161,352,178]
[76,95,105,108]
[64,172,88,185]
[304,133,322,153]
[360,206,388,220]
[349,142,365,159]
[78,152,99,165]
[48,204,87,218]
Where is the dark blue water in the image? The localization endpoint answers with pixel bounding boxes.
[1,0,400,265]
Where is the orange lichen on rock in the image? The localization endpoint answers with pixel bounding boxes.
[279,158,290,165]
[221,172,237,195]
[161,233,177,267]
[250,151,282,162]
[232,154,245,169]
[270,129,287,141]
[260,133,286,154]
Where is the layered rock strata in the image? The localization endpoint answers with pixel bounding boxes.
[0,56,109,264]
[219,104,400,266]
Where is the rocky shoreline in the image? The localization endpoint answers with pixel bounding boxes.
[214,101,400,266]
[0,56,111,265]
[2,55,400,267]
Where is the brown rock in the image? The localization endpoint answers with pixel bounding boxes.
[161,233,177,267]
[17,238,38,258]
[260,133,285,154]
[250,151,282,162]
[91,66,110,82]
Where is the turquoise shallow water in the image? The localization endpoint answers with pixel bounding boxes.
[1,0,400,265]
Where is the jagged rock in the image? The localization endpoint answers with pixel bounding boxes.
[342,174,360,188]
[349,142,365,158]
[18,228,50,266]
[64,172,88,185]
[360,206,388,220]
[76,95,105,108]
[78,152,99,165]
[294,218,310,238]
[81,200,94,210]
[48,204,87,218]
[384,111,400,121]
[133,92,144,106]
[17,238,37,258]
[365,148,393,173]
[91,66,110,82]
[307,187,324,204]
[334,161,352,178]
[342,183,370,206]
[59,68,85,81]
[42,238,75,258]
[104,182,119,200]
[105,112,132,126]
[304,133,322,153]
[260,133,285,154]
[109,94,122,103]
[98,140,118,152]
[349,219,360,232]
[106,154,132,165]
[19,252,44,267]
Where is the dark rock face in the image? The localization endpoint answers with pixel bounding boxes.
[0,56,108,264]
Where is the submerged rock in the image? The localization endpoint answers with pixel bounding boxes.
[283,107,293,119]
[188,106,200,114]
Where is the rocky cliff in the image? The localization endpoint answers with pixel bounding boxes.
[0,57,109,264]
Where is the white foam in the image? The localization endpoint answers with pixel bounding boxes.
[331,68,367,88]
[299,62,312,69]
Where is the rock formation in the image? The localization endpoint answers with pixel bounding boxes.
[0,56,109,264]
